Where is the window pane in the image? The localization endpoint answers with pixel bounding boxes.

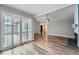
[13,17,20,45]
[13,17,20,33]
[4,16,12,25]
[13,33,20,44]
[28,31,32,40]
[28,19,32,31]
[22,18,28,32]
[3,15,13,48]
[28,19,32,41]
[5,26,12,33]
[22,33,28,42]
[3,34,12,48]
[4,16,12,33]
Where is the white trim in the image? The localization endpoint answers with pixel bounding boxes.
[48,33,74,38]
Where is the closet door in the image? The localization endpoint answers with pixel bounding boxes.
[2,15,13,48]
[22,17,28,42]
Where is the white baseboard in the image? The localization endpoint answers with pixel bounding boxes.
[48,33,74,38]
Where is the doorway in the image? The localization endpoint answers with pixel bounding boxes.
[40,25,43,36]
[40,20,48,41]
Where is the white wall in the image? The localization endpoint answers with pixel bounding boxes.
[48,17,74,38]
[35,5,74,38]
[33,19,40,34]
[35,15,74,38]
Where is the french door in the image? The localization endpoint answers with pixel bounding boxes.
[13,16,20,45]
[3,15,13,48]
[28,19,32,41]
[21,17,28,43]
[1,13,32,50]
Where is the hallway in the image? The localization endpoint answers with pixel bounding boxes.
[0,35,79,55]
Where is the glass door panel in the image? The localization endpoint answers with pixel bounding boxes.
[3,15,13,48]
[28,19,32,40]
[3,34,12,48]
[13,17,20,44]
[28,31,32,40]
[22,18,28,42]
[13,33,20,44]
[22,33,28,42]
[22,18,28,32]
[28,19,32,31]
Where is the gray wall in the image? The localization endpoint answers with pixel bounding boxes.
[48,17,74,38]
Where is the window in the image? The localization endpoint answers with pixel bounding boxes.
[1,12,33,50]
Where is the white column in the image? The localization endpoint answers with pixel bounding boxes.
[74,5,79,48]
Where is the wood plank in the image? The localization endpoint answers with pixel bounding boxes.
[0,35,79,55]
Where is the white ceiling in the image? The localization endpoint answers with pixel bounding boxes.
[49,5,75,21]
[35,5,75,22]
[5,4,72,17]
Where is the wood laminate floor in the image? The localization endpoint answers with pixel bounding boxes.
[0,34,79,55]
